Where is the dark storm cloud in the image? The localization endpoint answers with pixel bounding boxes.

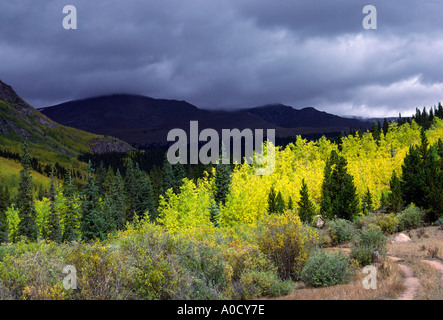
[0,0,442,117]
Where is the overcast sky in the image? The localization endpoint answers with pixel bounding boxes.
[1,0,443,117]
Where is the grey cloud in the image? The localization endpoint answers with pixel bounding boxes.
[0,0,442,117]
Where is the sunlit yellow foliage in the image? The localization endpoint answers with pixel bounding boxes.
[157,178,212,233]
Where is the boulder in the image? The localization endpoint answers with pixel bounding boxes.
[392,233,411,243]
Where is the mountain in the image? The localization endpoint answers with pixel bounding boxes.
[0,80,132,170]
[245,104,371,129]
[41,95,371,148]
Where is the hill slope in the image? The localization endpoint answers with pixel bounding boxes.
[0,80,133,170]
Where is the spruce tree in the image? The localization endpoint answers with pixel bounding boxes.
[207,196,221,228]
[103,165,115,196]
[17,141,37,241]
[214,144,232,206]
[275,191,285,214]
[173,162,186,194]
[47,166,61,242]
[0,185,11,243]
[267,186,277,214]
[161,156,175,196]
[81,161,106,241]
[287,196,294,211]
[401,146,426,207]
[62,169,79,242]
[135,172,157,222]
[95,161,107,198]
[111,169,127,230]
[387,171,403,212]
[320,150,358,220]
[298,179,316,223]
[124,159,139,222]
[361,187,374,215]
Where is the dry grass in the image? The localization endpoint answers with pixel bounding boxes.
[409,259,443,300]
[268,226,443,300]
[266,260,405,300]
[387,226,443,261]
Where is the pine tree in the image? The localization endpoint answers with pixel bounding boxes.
[173,162,186,194]
[214,144,232,206]
[297,179,316,223]
[47,166,61,242]
[17,141,37,241]
[124,159,139,222]
[103,165,115,196]
[320,150,359,220]
[287,196,294,211]
[207,196,221,228]
[387,170,403,212]
[382,118,389,136]
[135,172,157,222]
[161,156,175,196]
[361,187,374,215]
[95,161,107,198]
[267,186,277,214]
[81,161,106,241]
[62,169,79,242]
[401,146,426,207]
[422,144,443,221]
[0,185,11,243]
[275,191,285,214]
[111,169,127,230]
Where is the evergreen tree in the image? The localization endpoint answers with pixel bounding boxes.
[207,196,221,228]
[361,187,373,215]
[110,169,127,230]
[267,186,277,214]
[320,150,359,220]
[95,161,107,198]
[275,191,285,214]
[382,118,389,136]
[17,141,37,241]
[297,179,316,223]
[287,196,294,211]
[135,172,157,222]
[47,166,61,242]
[422,144,443,221]
[62,169,79,242]
[81,161,106,241]
[173,162,186,194]
[102,165,115,196]
[401,146,426,207]
[214,144,232,206]
[387,170,403,212]
[124,159,139,222]
[0,185,11,243]
[161,156,175,196]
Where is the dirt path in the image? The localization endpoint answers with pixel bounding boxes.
[396,263,420,300]
[388,256,443,300]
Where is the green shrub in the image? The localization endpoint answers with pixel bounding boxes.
[433,217,443,226]
[300,250,353,287]
[239,270,292,299]
[350,227,386,266]
[396,205,425,231]
[325,219,356,244]
[378,213,399,234]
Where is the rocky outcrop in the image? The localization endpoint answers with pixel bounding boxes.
[89,137,133,154]
[0,80,34,116]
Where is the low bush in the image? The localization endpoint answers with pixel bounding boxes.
[325,219,356,244]
[300,249,353,287]
[238,270,292,299]
[257,211,319,280]
[396,205,425,231]
[350,227,386,266]
[355,212,399,234]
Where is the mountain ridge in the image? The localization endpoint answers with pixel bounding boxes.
[41,94,372,148]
